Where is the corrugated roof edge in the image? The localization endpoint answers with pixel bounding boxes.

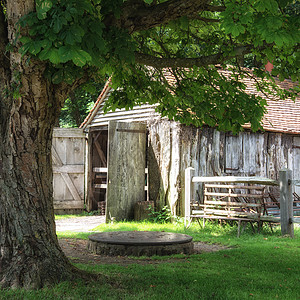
[80,77,112,130]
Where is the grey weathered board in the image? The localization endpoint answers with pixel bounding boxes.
[106,121,146,222]
[52,128,85,210]
[147,119,300,216]
[293,137,300,195]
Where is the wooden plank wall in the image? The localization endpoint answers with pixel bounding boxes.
[293,137,300,196]
[147,118,297,216]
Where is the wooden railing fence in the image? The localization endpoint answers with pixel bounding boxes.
[185,168,299,238]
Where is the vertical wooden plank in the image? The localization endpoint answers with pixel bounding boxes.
[147,119,162,208]
[180,125,198,214]
[256,133,268,178]
[85,132,92,211]
[267,133,290,181]
[184,167,195,227]
[211,130,222,176]
[158,121,172,210]
[279,169,294,237]
[225,133,242,174]
[106,121,146,222]
[169,122,181,216]
[147,119,172,211]
[243,132,257,176]
[293,137,300,196]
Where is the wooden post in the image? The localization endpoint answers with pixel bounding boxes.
[185,167,195,227]
[279,169,294,237]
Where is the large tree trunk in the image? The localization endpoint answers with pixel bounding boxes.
[0,1,89,289]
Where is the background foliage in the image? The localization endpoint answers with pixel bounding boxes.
[59,82,103,128]
[18,0,300,133]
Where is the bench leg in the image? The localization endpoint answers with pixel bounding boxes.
[196,218,202,228]
[258,221,262,234]
[250,222,255,233]
[268,222,274,233]
[185,217,192,229]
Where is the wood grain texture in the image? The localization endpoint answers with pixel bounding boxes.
[106,121,146,222]
[147,120,298,216]
[52,128,85,210]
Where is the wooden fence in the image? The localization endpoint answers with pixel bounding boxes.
[185,168,300,237]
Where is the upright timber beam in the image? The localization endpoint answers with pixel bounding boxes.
[184,167,195,228]
[279,169,294,238]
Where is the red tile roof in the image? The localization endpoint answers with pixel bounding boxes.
[80,71,299,134]
[241,74,299,134]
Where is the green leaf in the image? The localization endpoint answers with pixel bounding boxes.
[58,46,73,63]
[36,0,53,20]
[72,49,91,67]
[63,31,77,45]
[254,0,279,13]
[28,40,43,55]
[40,39,52,50]
[47,48,60,64]
[19,36,32,44]
[39,48,51,61]
[53,17,63,33]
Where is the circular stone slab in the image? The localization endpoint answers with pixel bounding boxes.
[88,231,193,257]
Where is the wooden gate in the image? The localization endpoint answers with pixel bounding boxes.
[52,128,85,211]
[106,121,147,221]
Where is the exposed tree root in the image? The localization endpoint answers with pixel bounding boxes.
[0,254,100,289]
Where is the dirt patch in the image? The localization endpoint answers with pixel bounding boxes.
[58,239,230,265]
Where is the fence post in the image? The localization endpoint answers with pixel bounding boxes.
[279,169,294,238]
[185,167,195,228]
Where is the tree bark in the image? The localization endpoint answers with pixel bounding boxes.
[0,0,91,289]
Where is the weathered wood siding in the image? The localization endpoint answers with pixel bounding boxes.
[106,121,147,221]
[293,137,300,196]
[147,119,298,216]
[52,128,85,210]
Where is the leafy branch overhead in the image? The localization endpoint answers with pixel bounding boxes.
[19,0,300,132]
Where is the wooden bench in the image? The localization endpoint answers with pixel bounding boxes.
[190,183,279,236]
[267,190,300,217]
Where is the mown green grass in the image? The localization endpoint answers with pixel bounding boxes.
[1,220,300,300]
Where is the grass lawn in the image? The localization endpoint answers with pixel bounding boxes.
[1,220,300,300]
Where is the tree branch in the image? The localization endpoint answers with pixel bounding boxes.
[134,46,252,68]
[104,0,225,33]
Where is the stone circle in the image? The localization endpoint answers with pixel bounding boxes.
[88,231,193,256]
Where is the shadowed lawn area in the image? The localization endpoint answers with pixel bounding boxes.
[1,220,299,300]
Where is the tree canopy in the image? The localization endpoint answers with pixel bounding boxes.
[18,0,300,133]
[0,0,299,289]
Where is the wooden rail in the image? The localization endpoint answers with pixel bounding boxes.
[185,168,297,238]
[93,167,149,191]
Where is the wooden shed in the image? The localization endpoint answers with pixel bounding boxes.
[80,74,300,218]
